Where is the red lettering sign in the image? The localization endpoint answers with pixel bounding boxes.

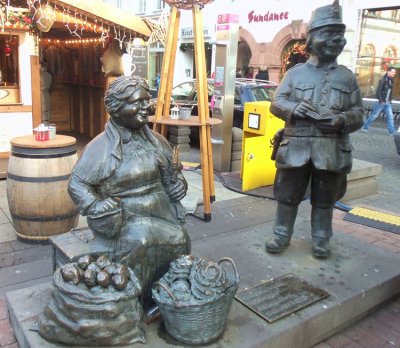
[217,14,239,24]
[248,10,289,24]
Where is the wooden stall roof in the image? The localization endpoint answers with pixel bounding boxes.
[49,0,151,38]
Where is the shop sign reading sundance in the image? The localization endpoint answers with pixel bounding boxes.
[248,10,289,23]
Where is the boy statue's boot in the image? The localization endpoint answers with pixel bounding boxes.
[265,202,298,254]
[311,207,333,259]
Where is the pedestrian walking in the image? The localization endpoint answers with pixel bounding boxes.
[361,66,397,136]
[154,73,160,91]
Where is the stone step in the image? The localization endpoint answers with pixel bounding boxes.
[226,157,381,201]
[343,158,382,201]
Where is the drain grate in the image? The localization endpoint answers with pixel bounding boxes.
[235,273,330,323]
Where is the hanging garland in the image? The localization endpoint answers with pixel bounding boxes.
[0,5,35,31]
[280,41,309,78]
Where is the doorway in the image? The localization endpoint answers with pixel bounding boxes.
[280,40,309,79]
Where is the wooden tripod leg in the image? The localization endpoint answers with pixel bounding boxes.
[153,6,180,137]
[199,124,212,221]
[205,125,216,202]
[193,5,213,220]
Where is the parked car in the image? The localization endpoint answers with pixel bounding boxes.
[151,78,278,129]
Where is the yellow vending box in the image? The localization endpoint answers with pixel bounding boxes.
[241,101,284,191]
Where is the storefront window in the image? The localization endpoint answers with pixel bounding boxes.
[356,44,375,97]
[0,34,20,103]
[356,8,400,99]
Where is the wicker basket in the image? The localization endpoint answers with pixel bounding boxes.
[152,257,239,345]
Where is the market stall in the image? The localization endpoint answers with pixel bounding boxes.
[0,0,151,156]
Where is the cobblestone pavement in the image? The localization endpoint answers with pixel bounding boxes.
[351,126,400,191]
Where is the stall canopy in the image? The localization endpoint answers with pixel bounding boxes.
[2,0,151,41]
[47,0,151,39]
[34,0,151,43]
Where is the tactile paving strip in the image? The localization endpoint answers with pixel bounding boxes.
[344,207,400,234]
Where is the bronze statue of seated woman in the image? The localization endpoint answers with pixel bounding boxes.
[68,75,191,305]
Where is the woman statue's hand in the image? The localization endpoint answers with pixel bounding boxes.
[87,197,120,217]
[167,179,187,202]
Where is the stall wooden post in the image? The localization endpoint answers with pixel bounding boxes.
[152,5,219,221]
[31,55,41,129]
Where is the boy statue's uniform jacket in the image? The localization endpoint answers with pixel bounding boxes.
[270,56,364,174]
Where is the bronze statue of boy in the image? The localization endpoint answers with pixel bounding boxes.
[266,0,364,258]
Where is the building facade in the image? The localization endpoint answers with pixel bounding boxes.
[105,0,400,99]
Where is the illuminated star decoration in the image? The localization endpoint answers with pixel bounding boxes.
[162,0,214,10]
[143,10,169,47]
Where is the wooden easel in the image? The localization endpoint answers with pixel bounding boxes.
[152,5,219,221]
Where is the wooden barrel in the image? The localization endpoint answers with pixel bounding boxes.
[7,135,79,241]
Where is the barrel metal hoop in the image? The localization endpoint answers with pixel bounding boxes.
[10,150,77,159]
[11,209,79,222]
[11,145,76,158]
[7,172,71,182]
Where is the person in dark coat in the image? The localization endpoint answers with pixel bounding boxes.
[255,66,269,81]
[244,66,254,79]
[265,0,364,258]
[361,66,397,135]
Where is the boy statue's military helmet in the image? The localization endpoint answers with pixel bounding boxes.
[307,0,346,33]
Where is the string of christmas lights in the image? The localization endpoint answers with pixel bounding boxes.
[39,37,103,45]
[0,0,147,54]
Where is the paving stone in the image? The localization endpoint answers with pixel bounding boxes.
[357,316,400,345]
[341,325,386,347]
[0,320,16,346]
[0,299,7,321]
[0,245,53,268]
[0,259,53,292]
[326,333,358,348]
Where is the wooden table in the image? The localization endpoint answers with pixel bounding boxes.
[10,134,76,149]
[149,116,222,127]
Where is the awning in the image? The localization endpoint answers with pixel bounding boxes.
[50,0,151,38]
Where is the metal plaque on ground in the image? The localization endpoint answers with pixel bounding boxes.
[235,273,330,323]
